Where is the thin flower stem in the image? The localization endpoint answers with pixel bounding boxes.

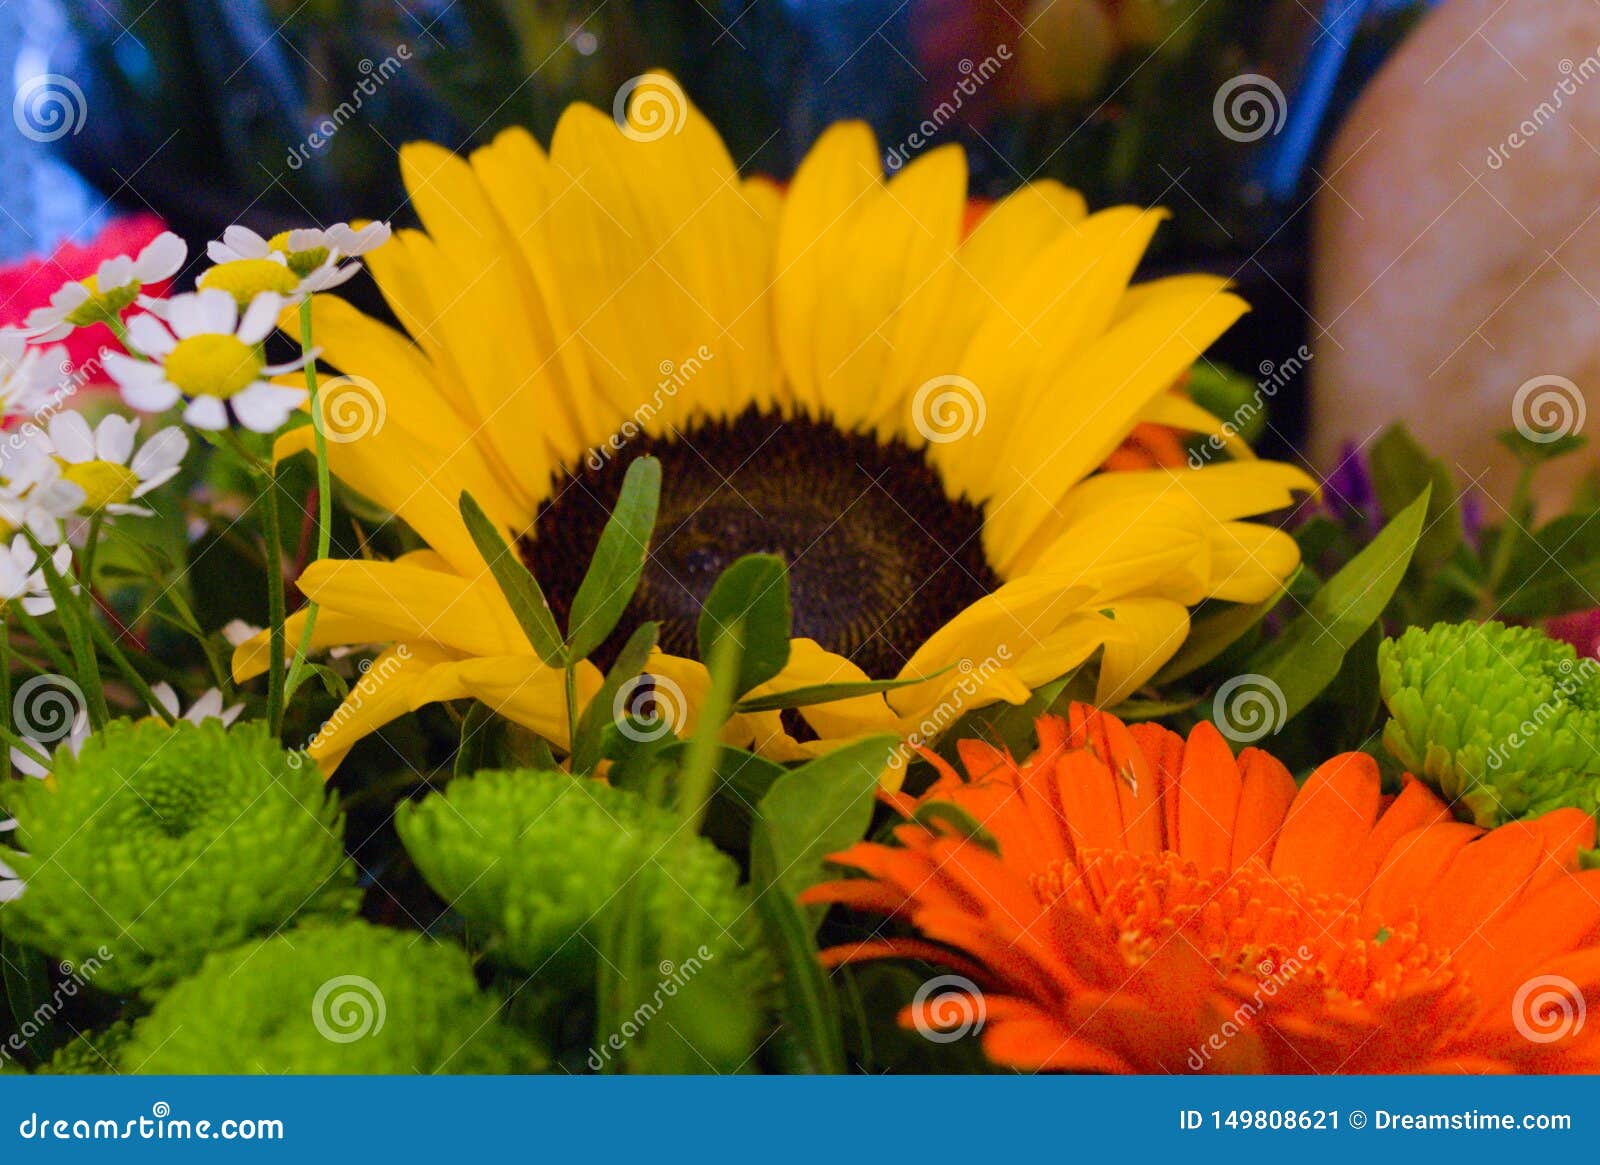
[284,300,330,701]
[79,606,175,724]
[262,463,288,736]
[8,605,77,680]
[79,512,104,592]
[564,663,579,764]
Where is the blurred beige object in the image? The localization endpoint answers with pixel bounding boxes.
[1312,0,1600,509]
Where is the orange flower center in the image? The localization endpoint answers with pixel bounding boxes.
[1039,850,1457,1009]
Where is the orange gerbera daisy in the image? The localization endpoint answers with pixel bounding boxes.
[803,705,1600,1073]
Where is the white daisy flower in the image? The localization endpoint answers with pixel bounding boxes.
[41,412,188,518]
[220,618,263,647]
[0,328,70,420]
[201,220,392,307]
[24,231,187,342]
[149,681,244,727]
[0,436,85,545]
[104,289,310,432]
[10,704,88,781]
[0,535,72,616]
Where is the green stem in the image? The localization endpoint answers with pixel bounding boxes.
[564,663,579,763]
[8,607,77,680]
[262,463,288,736]
[80,611,175,725]
[79,512,104,592]
[1479,462,1536,617]
[284,300,330,701]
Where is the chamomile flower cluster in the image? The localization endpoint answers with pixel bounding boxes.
[25,217,390,436]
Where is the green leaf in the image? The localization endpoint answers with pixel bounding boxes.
[697,555,792,698]
[1498,513,1600,617]
[750,831,846,1074]
[1241,488,1429,725]
[566,457,661,660]
[571,621,659,775]
[454,701,498,779]
[1,937,54,1062]
[459,491,566,667]
[755,735,898,934]
[1498,428,1587,466]
[910,801,999,853]
[675,624,742,828]
[1368,424,1461,570]
[1152,584,1290,686]
[735,672,944,714]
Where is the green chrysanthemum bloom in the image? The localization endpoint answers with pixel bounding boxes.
[1378,621,1600,825]
[0,719,358,994]
[396,769,769,1072]
[122,921,539,1073]
[42,1020,135,1075]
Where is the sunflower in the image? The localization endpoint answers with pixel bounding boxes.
[234,74,1313,774]
[803,705,1600,1073]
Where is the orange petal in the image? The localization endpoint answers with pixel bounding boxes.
[1176,721,1241,872]
[1270,752,1382,890]
[1229,747,1297,869]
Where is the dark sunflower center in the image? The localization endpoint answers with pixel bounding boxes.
[524,407,999,679]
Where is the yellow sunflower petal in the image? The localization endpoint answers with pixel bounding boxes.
[291,558,526,659]
[774,121,883,416]
[888,575,1098,717]
[984,285,1250,572]
[407,654,597,749]
[306,643,456,774]
[1094,598,1192,705]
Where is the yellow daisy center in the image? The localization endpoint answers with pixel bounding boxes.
[526,407,998,681]
[267,232,330,277]
[198,258,300,305]
[59,459,140,511]
[65,275,141,326]
[164,334,262,399]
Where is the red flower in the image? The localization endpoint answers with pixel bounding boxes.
[0,213,175,379]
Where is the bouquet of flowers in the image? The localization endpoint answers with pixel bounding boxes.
[1,72,1596,1077]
